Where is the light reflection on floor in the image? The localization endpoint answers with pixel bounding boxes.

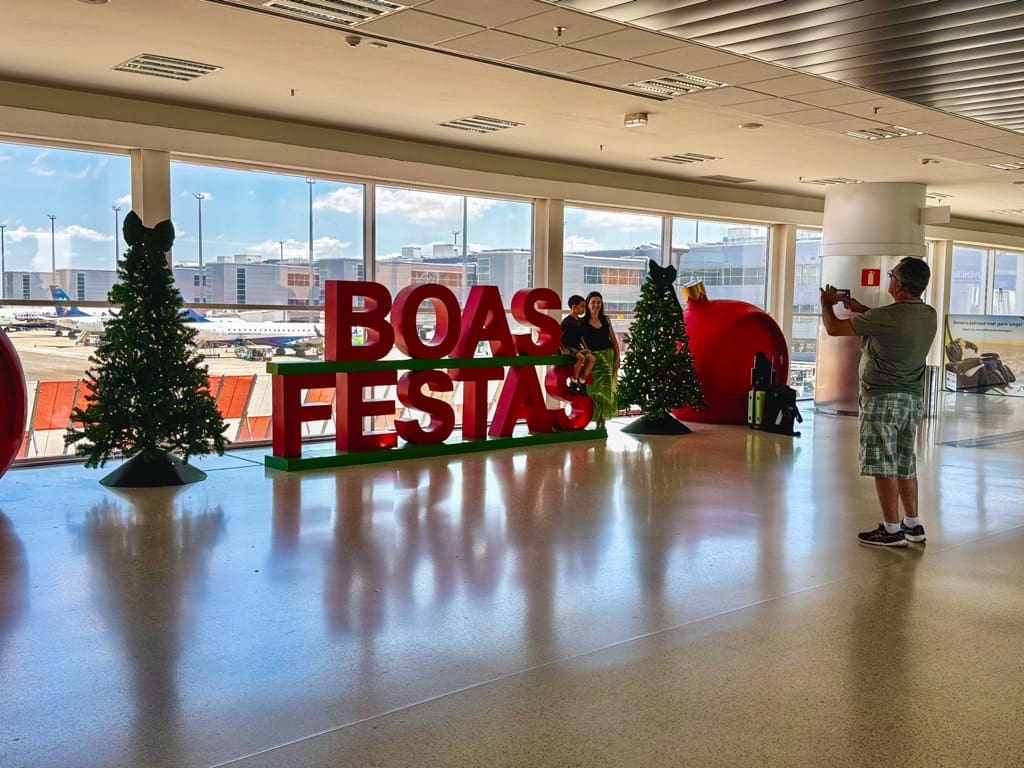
[1,391,1022,768]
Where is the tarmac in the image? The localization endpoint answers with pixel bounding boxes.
[6,328,285,382]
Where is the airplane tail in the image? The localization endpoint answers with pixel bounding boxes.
[181,308,210,323]
[50,285,90,317]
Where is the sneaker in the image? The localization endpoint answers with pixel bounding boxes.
[858,524,908,548]
[578,382,588,395]
[901,522,926,543]
[567,380,580,394]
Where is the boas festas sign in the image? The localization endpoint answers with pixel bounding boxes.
[265,281,600,471]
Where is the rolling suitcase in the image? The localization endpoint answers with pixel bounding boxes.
[760,384,802,437]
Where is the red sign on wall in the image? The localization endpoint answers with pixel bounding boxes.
[861,268,881,287]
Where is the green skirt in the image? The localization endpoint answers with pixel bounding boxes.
[589,348,618,425]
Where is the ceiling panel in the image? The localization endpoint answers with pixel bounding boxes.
[570,27,681,58]
[508,45,617,73]
[733,97,812,116]
[440,30,553,59]
[358,9,483,43]
[570,60,674,85]
[551,0,1024,132]
[631,45,741,73]
[417,0,549,28]
[497,8,623,44]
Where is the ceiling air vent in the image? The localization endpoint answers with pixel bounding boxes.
[628,73,726,99]
[440,115,524,134]
[113,53,221,81]
[653,153,721,165]
[988,161,1024,171]
[991,208,1024,215]
[261,0,405,27]
[699,174,755,184]
[801,177,863,186]
[926,192,954,202]
[844,125,923,141]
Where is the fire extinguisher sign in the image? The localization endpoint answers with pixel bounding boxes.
[861,268,881,286]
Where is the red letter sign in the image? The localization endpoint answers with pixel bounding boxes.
[453,285,516,358]
[392,283,461,360]
[395,370,456,444]
[336,370,398,451]
[490,366,552,437]
[325,280,394,361]
[510,288,562,355]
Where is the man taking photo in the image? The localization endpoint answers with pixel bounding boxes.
[820,257,938,547]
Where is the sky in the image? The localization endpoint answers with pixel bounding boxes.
[0,140,752,275]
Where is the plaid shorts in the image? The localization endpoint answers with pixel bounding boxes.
[859,392,924,478]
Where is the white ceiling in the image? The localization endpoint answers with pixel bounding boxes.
[5,0,1024,225]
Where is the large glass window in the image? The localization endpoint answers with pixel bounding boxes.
[671,218,769,308]
[0,141,129,302]
[950,245,988,314]
[951,244,1024,315]
[169,162,364,309]
[563,206,661,329]
[993,250,1023,314]
[374,186,533,305]
[790,229,823,398]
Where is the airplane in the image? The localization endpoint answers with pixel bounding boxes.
[50,285,323,352]
[0,304,58,332]
[51,286,116,337]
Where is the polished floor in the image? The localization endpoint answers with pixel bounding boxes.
[2,393,1023,768]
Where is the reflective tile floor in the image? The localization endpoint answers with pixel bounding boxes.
[2,393,1023,768]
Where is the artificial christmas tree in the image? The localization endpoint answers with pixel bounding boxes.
[618,260,705,434]
[65,211,227,486]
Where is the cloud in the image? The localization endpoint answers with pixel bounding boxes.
[375,189,499,226]
[313,236,352,259]
[68,156,110,180]
[313,186,363,215]
[29,152,56,177]
[64,224,112,243]
[5,224,110,243]
[115,193,132,206]
[245,236,352,260]
[564,235,602,253]
[5,226,38,243]
[581,209,660,232]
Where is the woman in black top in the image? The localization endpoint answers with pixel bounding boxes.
[581,291,620,427]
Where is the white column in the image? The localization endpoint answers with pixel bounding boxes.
[767,223,797,345]
[816,182,927,415]
[928,239,953,366]
[533,198,564,294]
[129,149,172,265]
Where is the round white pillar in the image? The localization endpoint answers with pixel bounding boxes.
[815,182,927,415]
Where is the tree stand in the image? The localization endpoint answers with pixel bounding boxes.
[621,414,692,435]
[100,452,208,488]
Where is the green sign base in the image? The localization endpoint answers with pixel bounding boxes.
[265,426,607,472]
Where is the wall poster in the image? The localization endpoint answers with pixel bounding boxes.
[944,314,1023,396]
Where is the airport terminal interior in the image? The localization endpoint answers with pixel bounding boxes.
[3,2,1024,767]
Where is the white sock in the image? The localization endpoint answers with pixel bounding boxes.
[884,521,901,534]
[903,516,921,528]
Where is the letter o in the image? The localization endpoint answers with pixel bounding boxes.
[393,283,461,359]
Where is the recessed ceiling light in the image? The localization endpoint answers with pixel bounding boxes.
[624,112,648,128]
[739,122,763,130]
